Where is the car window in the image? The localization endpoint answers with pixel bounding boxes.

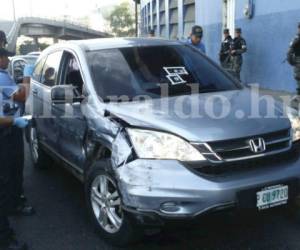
[87,45,241,102]
[32,56,47,82]
[61,53,84,96]
[40,51,63,87]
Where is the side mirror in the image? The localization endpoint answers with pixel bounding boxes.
[51,85,75,104]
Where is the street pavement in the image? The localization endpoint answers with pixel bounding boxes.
[11,143,300,250]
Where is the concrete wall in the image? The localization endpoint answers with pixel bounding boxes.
[196,0,300,92]
[140,0,300,93]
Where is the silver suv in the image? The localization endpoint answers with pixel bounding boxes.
[26,38,300,246]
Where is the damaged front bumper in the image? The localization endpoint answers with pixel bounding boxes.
[115,154,300,225]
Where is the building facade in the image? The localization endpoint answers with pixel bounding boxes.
[140,0,300,92]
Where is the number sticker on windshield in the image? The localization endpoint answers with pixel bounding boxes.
[163,67,189,85]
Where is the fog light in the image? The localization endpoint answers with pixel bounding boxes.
[160,202,180,213]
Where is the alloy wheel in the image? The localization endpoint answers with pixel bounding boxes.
[90,175,123,234]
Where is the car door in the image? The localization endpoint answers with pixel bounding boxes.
[54,51,87,170]
[31,50,63,150]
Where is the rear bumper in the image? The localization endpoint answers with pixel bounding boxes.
[116,146,300,224]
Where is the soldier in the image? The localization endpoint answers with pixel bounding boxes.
[230,28,247,80]
[287,23,300,95]
[219,28,233,71]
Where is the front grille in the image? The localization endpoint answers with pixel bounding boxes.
[194,129,292,163]
[188,145,300,176]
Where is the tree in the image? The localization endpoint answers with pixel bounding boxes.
[18,40,49,55]
[107,2,135,37]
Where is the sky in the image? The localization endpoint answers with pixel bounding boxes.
[0,0,131,30]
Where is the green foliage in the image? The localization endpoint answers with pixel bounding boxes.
[108,2,135,37]
[18,40,49,55]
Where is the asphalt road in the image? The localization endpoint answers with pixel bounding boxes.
[11,143,300,250]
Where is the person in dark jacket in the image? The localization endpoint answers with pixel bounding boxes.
[230,28,247,80]
[219,28,233,71]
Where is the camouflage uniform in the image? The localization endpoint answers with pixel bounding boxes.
[230,36,247,80]
[219,35,233,71]
[287,34,300,94]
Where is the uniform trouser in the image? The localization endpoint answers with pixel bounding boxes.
[221,58,231,70]
[0,129,20,243]
[12,127,24,205]
[231,55,243,81]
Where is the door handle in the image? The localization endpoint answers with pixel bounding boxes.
[32,89,38,96]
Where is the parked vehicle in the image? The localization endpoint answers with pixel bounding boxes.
[26,38,300,246]
[27,51,41,57]
[8,55,39,83]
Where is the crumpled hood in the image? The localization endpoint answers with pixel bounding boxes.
[105,89,291,142]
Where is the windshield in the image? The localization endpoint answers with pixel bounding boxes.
[87,45,241,102]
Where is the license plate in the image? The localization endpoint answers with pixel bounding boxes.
[256,185,289,210]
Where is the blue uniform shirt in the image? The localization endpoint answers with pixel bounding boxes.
[0,69,19,117]
[186,38,206,54]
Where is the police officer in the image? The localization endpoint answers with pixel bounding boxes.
[219,28,233,71]
[186,25,206,54]
[287,23,300,95]
[0,48,29,250]
[230,28,247,80]
[0,31,34,216]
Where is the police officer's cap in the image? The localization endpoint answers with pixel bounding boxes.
[235,28,242,33]
[192,25,203,38]
[223,28,230,34]
[0,31,7,44]
[0,48,14,57]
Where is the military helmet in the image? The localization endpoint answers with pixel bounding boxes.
[223,28,230,34]
[235,28,242,33]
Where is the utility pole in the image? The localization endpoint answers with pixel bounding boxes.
[133,0,140,37]
[12,0,16,22]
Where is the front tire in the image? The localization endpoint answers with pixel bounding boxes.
[29,125,53,169]
[85,161,141,246]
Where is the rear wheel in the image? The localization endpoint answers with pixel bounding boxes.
[29,125,53,169]
[85,162,141,246]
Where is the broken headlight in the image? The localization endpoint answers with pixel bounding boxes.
[286,107,300,142]
[127,128,206,161]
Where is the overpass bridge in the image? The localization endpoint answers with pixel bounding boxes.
[0,17,111,53]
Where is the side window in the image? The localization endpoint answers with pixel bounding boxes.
[41,51,63,87]
[32,56,47,82]
[61,53,84,96]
